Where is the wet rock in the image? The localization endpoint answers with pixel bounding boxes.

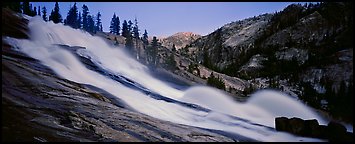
[275,117,289,132]
[326,121,349,142]
[275,117,353,142]
[288,117,305,135]
[2,44,238,142]
[304,119,320,138]
[2,8,29,39]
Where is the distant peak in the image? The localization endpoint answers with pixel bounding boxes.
[171,32,201,37]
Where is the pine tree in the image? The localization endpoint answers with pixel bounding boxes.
[109,13,116,34]
[95,12,102,32]
[133,17,140,59]
[38,6,41,16]
[77,12,82,29]
[65,2,78,28]
[149,36,159,67]
[125,24,134,54]
[207,72,226,90]
[49,2,62,23]
[87,15,95,33]
[82,4,89,31]
[42,6,47,21]
[22,2,31,16]
[166,52,177,70]
[121,20,129,38]
[128,20,133,36]
[115,16,120,35]
[125,35,134,52]
[33,6,37,16]
[49,10,54,21]
[142,29,149,45]
[142,29,149,62]
[133,18,140,39]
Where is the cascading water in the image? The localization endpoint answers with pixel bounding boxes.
[5,16,348,142]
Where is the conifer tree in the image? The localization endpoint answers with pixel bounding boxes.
[148,36,159,67]
[42,6,48,21]
[22,2,31,16]
[65,2,78,28]
[128,20,133,36]
[33,6,37,16]
[133,18,140,59]
[142,29,149,45]
[49,2,62,23]
[77,12,82,28]
[87,15,95,33]
[121,20,129,38]
[95,12,103,32]
[142,29,149,62]
[109,13,117,34]
[82,4,89,31]
[38,6,41,16]
[115,16,120,35]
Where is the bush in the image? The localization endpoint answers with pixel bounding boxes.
[207,72,225,90]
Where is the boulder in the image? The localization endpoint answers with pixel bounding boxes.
[275,117,289,132]
[288,117,305,135]
[327,121,348,142]
[275,117,353,142]
[304,119,320,138]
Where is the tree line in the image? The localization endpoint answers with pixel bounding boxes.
[4,2,163,65]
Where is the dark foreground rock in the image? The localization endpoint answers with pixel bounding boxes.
[275,117,353,142]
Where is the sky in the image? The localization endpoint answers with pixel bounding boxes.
[31,2,305,37]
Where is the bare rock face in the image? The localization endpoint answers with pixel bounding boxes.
[161,32,201,50]
[184,13,272,70]
[2,8,29,39]
[2,45,240,142]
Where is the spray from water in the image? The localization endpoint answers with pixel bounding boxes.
[6,16,347,141]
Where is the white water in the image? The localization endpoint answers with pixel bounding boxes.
[6,16,346,141]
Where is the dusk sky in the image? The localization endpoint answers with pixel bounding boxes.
[31,2,305,37]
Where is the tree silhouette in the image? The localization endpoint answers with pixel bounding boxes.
[82,4,89,31]
[147,36,159,67]
[142,29,149,45]
[165,52,177,70]
[109,13,120,35]
[42,6,47,21]
[95,12,103,32]
[49,2,62,23]
[87,15,95,33]
[115,15,120,35]
[121,20,129,38]
[207,72,226,90]
[133,17,140,59]
[77,12,81,28]
[22,2,31,16]
[38,6,41,16]
[65,2,79,28]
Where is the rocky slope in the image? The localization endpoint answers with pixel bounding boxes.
[161,32,201,50]
[180,2,353,122]
[179,13,272,69]
[1,8,249,142]
[92,3,352,124]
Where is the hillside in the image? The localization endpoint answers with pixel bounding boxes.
[2,2,354,142]
[180,2,353,122]
[160,32,201,50]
